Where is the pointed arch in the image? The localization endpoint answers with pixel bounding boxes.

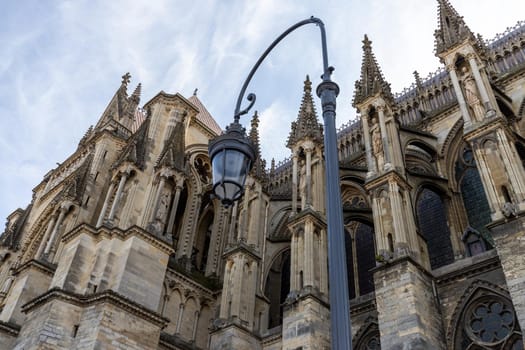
[448,280,523,349]
[354,319,381,350]
[193,199,214,272]
[344,219,376,299]
[264,248,291,329]
[415,185,454,269]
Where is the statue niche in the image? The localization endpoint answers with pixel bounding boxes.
[460,66,485,122]
[369,110,384,171]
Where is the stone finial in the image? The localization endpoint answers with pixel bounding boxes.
[352,34,393,107]
[249,111,266,180]
[287,75,323,148]
[434,0,475,55]
[249,111,261,156]
[121,72,131,87]
[413,71,423,90]
[129,83,141,104]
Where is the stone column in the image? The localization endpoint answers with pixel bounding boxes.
[362,115,377,176]
[165,185,183,236]
[229,202,238,244]
[377,105,392,167]
[389,182,408,249]
[468,55,494,113]
[319,229,328,294]
[151,176,167,221]
[305,148,312,208]
[448,65,473,127]
[108,171,129,222]
[239,183,251,242]
[304,223,314,287]
[292,154,298,214]
[291,233,298,291]
[495,129,525,202]
[36,215,57,258]
[191,310,200,342]
[175,303,185,334]
[472,147,499,216]
[96,181,115,227]
[44,202,71,257]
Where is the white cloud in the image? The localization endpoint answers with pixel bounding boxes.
[1,0,524,221]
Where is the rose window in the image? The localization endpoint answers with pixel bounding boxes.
[467,300,514,344]
[364,336,380,350]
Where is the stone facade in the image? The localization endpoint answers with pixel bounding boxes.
[1,1,525,349]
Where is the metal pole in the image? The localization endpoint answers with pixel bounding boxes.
[317,79,352,350]
[221,17,353,348]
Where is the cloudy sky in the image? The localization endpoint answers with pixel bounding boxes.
[1,0,524,222]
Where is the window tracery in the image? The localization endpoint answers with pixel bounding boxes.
[456,294,522,349]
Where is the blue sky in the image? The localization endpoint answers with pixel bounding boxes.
[1,0,524,222]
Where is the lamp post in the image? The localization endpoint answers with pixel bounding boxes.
[208,17,352,349]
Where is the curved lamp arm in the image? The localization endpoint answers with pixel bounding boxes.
[233,16,333,122]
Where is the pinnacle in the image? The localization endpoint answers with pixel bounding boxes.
[304,75,312,94]
[287,76,322,148]
[249,111,261,158]
[352,34,393,107]
[251,110,260,130]
[434,0,475,55]
[362,34,371,49]
[121,72,131,87]
[413,71,423,89]
[130,83,142,103]
[249,111,266,179]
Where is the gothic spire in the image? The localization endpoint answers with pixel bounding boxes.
[287,75,323,148]
[352,35,393,108]
[249,111,261,158]
[249,111,266,179]
[156,114,186,172]
[129,83,141,105]
[94,73,140,132]
[112,117,150,171]
[434,0,475,55]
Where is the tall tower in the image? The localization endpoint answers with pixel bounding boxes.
[281,76,330,349]
[1,75,207,350]
[353,36,445,349]
[209,113,270,350]
[435,0,525,330]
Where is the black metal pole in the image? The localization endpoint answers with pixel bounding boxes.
[227,17,353,349]
[317,79,352,350]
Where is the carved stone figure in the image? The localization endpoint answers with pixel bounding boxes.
[299,160,307,210]
[370,117,384,170]
[461,67,485,121]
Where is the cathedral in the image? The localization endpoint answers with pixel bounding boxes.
[1,1,525,349]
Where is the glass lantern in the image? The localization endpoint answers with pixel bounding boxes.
[208,122,256,206]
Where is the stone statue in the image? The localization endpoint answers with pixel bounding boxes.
[156,190,171,222]
[461,67,485,121]
[371,117,384,170]
[299,160,307,210]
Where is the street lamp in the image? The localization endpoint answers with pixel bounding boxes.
[208,17,352,349]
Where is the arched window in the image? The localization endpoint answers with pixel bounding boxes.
[453,290,523,349]
[416,188,454,269]
[456,145,493,246]
[193,198,214,273]
[354,322,381,350]
[171,184,188,244]
[265,250,290,329]
[345,221,376,299]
